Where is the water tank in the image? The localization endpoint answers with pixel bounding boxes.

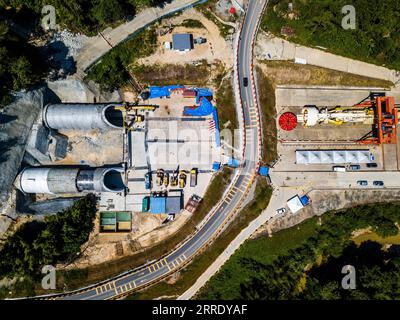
[43,103,124,130]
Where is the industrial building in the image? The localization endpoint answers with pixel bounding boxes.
[172,33,193,52]
[296,150,371,165]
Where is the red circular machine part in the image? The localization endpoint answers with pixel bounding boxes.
[279,112,297,131]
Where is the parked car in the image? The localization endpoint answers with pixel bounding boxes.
[243,77,248,87]
[333,166,346,172]
[357,180,368,186]
[275,208,286,215]
[367,163,378,168]
[349,165,361,170]
[145,172,152,190]
[373,181,384,186]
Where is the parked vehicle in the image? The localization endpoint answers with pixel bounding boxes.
[357,180,368,186]
[349,165,361,170]
[163,173,169,186]
[190,168,198,187]
[367,163,378,168]
[179,170,187,188]
[145,172,152,190]
[373,181,384,186]
[156,169,164,186]
[333,166,346,172]
[243,77,248,87]
[170,165,179,187]
[185,194,202,213]
[275,208,286,215]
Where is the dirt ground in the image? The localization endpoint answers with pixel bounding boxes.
[137,8,234,67]
[55,129,124,167]
[257,61,393,88]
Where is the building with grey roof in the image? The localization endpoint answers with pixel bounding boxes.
[172,34,193,52]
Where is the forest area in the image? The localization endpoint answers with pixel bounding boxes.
[0,196,96,298]
[0,0,167,106]
[198,202,400,300]
[263,0,400,70]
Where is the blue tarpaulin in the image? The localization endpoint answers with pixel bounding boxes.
[149,85,184,99]
[300,195,310,206]
[259,166,269,176]
[184,97,214,116]
[212,162,221,171]
[150,197,166,214]
[195,88,213,104]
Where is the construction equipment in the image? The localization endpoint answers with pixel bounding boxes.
[156,169,164,186]
[144,172,152,190]
[190,168,198,187]
[163,172,169,187]
[179,170,187,188]
[170,166,179,187]
[114,103,159,130]
[296,96,398,145]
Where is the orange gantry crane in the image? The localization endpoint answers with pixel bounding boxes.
[357,96,398,145]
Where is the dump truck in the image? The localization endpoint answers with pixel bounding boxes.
[156,169,164,186]
[190,168,198,187]
[179,170,187,188]
[185,194,202,213]
[163,172,169,187]
[170,166,179,187]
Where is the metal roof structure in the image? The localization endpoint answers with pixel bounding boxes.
[172,34,193,51]
[287,195,304,214]
[296,150,371,164]
[150,195,182,214]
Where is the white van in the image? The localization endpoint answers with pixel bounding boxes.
[333,166,346,172]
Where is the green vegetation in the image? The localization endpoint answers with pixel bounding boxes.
[0,0,166,35]
[256,66,278,165]
[197,202,400,299]
[181,19,205,29]
[263,0,400,70]
[215,75,237,130]
[0,196,96,298]
[0,22,44,107]
[86,27,157,91]
[127,178,272,299]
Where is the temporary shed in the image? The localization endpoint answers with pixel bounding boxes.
[296,150,371,164]
[287,195,304,214]
[172,34,193,51]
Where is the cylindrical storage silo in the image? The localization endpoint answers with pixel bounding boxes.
[43,103,124,130]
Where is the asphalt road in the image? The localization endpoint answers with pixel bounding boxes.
[25,1,266,301]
